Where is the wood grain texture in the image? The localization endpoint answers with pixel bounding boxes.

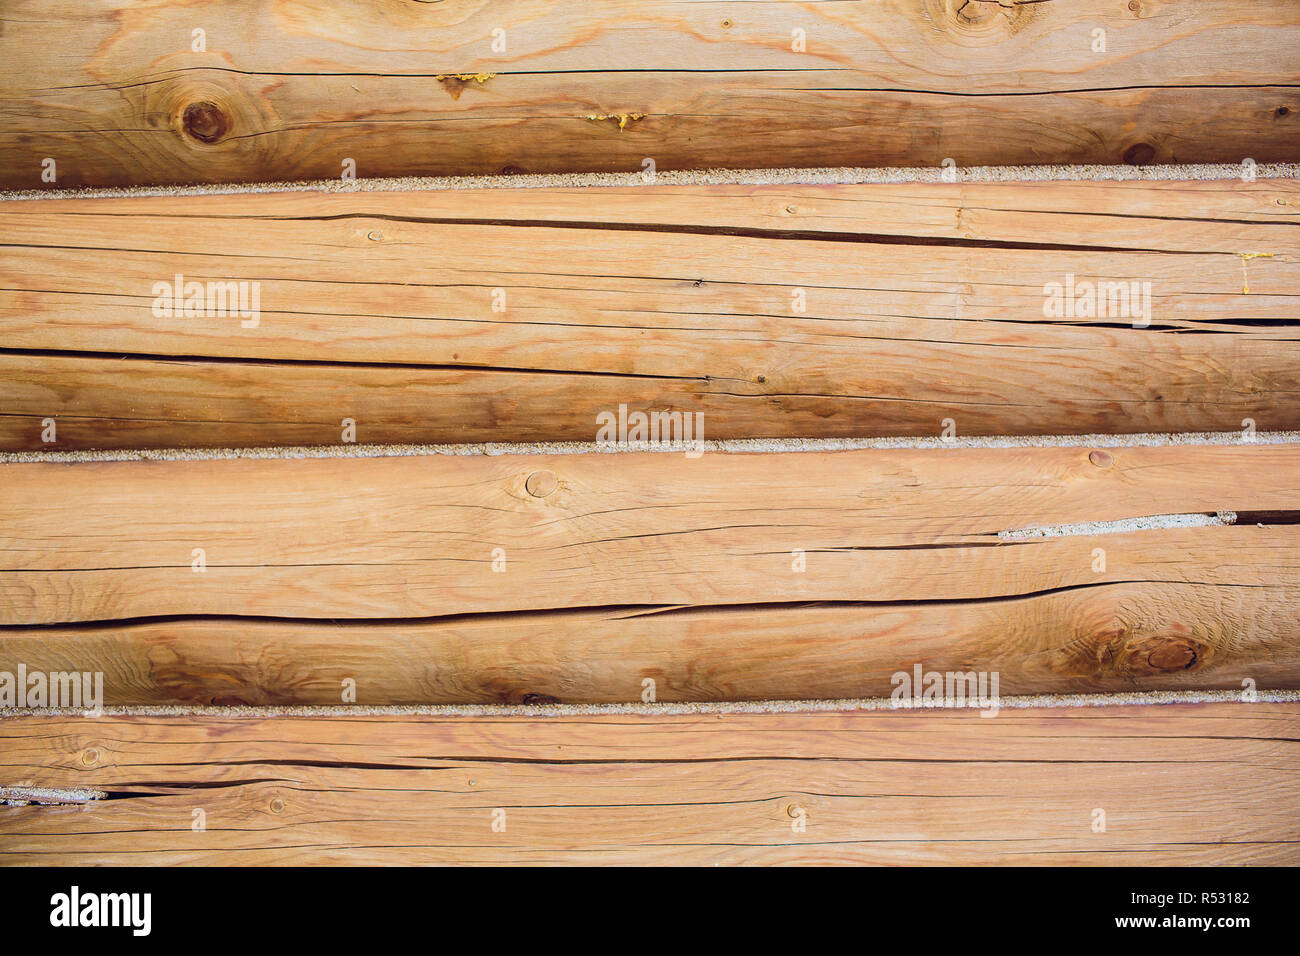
[1,443,1297,703]
[1,703,1296,865]
[3,178,1298,450]
[0,0,1297,188]
[4,584,1299,706]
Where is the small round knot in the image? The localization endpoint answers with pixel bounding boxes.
[1088,450,1114,469]
[1123,142,1156,166]
[1146,640,1199,672]
[269,797,285,814]
[525,470,558,498]
[949,0,999,26]
[182,101,230,144]
[929,0,1039,37]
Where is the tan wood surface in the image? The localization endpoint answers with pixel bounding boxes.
[3,582,1298,706]
[1,442,1296,703]
[1,703,1295,865]
[1,0,1296,188]
[3,179,1297,450]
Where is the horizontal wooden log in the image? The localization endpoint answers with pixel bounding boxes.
[2,583,1298,706]
[1,443,1297,703]
[1,0,1296,187]
[5,442,1297,623]
[1,703,1295,864]
[3,179,1298,450]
